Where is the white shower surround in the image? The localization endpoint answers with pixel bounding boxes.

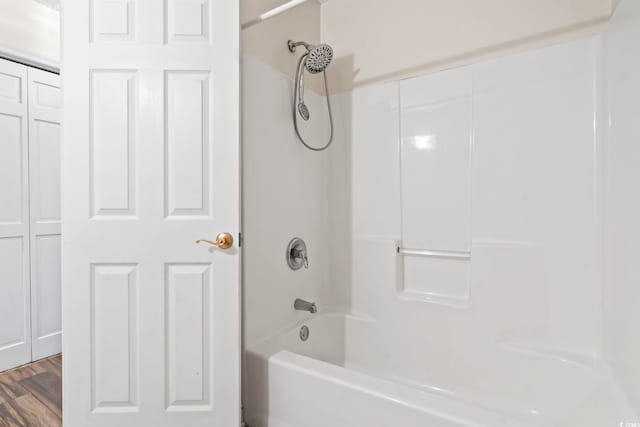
[243,0,640,425]
[242,54,351,348]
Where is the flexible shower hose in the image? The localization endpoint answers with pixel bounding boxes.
[292,53,334,152]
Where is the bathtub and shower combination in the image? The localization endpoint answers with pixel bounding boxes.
[242,1,640,426]
[246,291,634,426]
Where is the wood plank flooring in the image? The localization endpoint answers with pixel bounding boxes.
[0,355,62,427]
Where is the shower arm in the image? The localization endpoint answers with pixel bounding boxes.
[288,40,312,53]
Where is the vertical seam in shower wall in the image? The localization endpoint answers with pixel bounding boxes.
[593,34,608,360]
[323,88,332,310]
[468,66,476,300]
[396,80,404,295]
[397,81,403,240]
[394,80,404,284]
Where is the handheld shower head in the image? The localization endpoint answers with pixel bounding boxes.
[288,39,335,152]
[288,40,334,73]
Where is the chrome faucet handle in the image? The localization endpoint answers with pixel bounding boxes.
[287,238,309,270]
[294,248,309,269]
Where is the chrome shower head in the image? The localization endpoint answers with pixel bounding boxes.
[288,40,334,73]
[289,39,336,152]
[305,44,333,73]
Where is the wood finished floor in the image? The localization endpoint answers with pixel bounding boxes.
[0,355,62,427]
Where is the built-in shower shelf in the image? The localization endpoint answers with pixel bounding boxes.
[396,243,471,306]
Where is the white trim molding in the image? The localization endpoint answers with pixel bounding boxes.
[0,44,60,74]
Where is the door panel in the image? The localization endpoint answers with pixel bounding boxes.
[90,71,136,217]
[32,236,62,338]
[165,263,211,409]
[0,237,30,371]
[0,71,22,102]
[63,1,240,426]
[165,71,212,217]
[0,58,31,372]
[28,68,62,361]
[31,121,61,221]
[91,263,138,410]
[0,114,24,223]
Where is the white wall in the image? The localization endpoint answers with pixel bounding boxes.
[0,0,59,64]
[243,54,327,346]
[241,0,355,348]
[321,0,614,92]
[604,0,640,413]
[242,54,350,347]
[242,0,323,92]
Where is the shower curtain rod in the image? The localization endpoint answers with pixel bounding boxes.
[242,0,313,30]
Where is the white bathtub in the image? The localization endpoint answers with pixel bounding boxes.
[244,313,533,427]
[244,312,636,427]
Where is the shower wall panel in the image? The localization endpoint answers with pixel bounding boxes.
[350,36,603,368]
[604,0,640,412]
[399,68,472,303]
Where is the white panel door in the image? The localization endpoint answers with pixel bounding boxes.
[28,68,62,361]
[0,58,31,372]
[62,1,240,426]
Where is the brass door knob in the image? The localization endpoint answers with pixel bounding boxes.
[196,232,234,249]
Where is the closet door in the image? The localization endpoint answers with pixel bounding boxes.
[28,68,62,361]
[0,58,31,372]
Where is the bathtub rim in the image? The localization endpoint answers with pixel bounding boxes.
[249,349,527,427]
